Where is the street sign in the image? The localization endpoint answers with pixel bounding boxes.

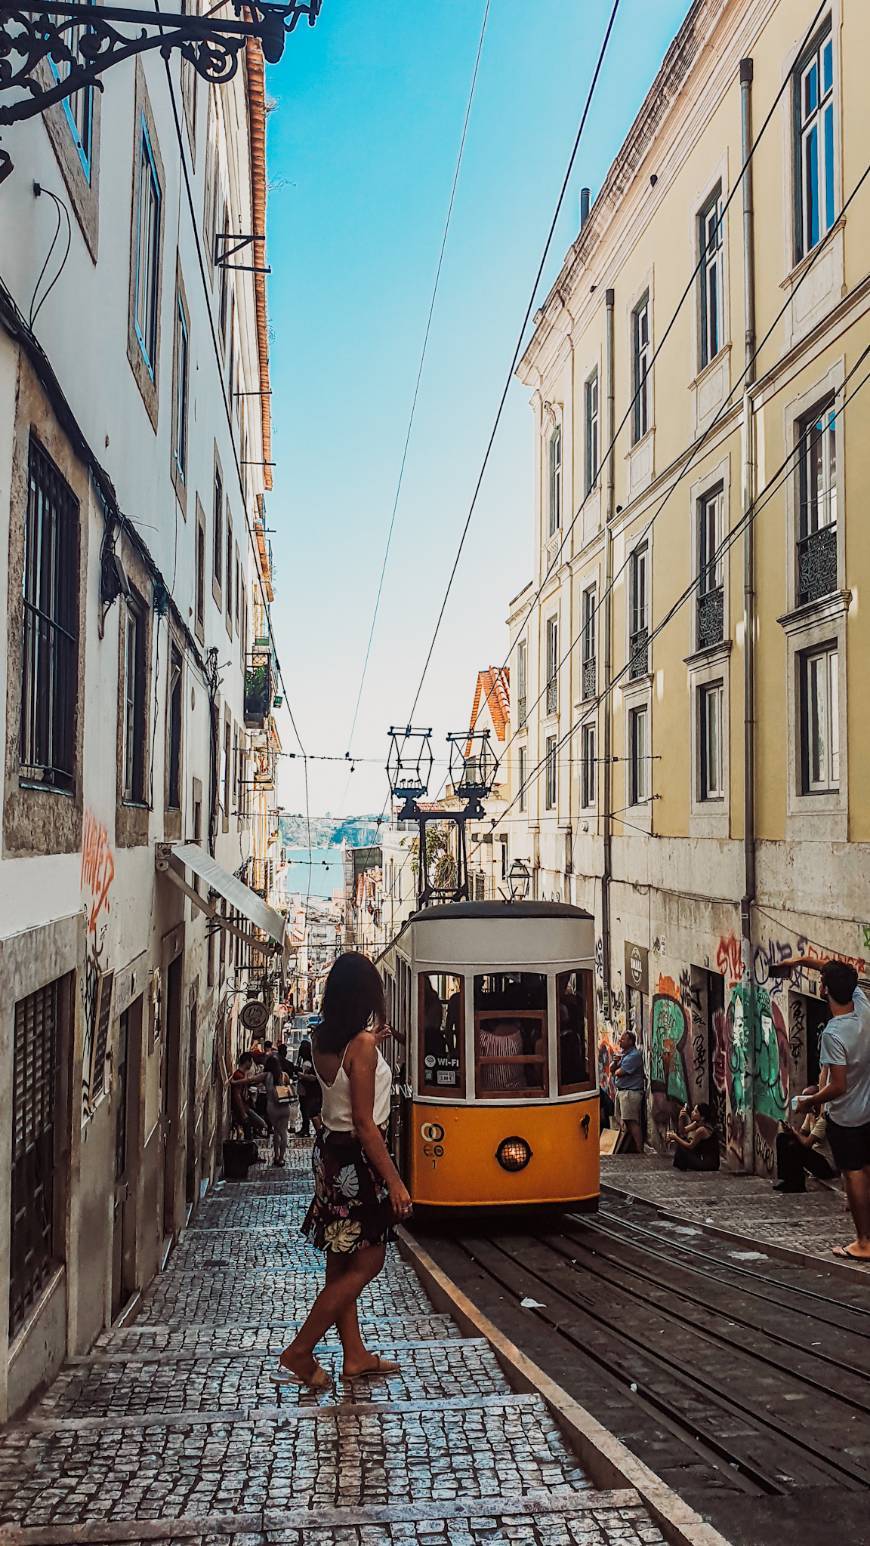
[240,999,269,1033]
[624,941,649,995]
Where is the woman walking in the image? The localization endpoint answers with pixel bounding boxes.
[276,952,412,1391]
[264,1053,293,1167]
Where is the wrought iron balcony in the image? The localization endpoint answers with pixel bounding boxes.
[696,586,724,651]
[582,655,596,700]
[516,695,527,728]
[244,653,272,728]
[545,677,557,715]
[628,627,648,681]
[798,525,837,606]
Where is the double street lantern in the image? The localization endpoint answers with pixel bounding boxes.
[386,726,433,822]
[386,724,499,910]
[447,729,498,822]
[0,0,323,179]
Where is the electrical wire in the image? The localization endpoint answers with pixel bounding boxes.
[405,0,623,725]
[29,185,72,330]
[342,0,492,767]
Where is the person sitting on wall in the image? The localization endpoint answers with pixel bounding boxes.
[774,1086,837,1194]
[230,1052,267,1140]
[612,1030,644,1152]
[667,1102,720,1171]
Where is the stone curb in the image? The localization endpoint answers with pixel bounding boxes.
[397,1226,734,1546]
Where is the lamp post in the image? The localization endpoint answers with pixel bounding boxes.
[386,726,499,910]
[0,0,323,179]
[507,859,530,904]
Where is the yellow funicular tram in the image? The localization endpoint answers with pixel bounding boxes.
[380,900,600,1211]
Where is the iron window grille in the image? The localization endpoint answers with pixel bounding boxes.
[628,544,648,679]
[133,116,161,376]
[797,399,838,605]
[800,643,839,793]
[698,186,723,368]
[122,597,146,803]
[697,485,724,649]
[585,371,599,492]
[10,978,65,1337]
[548,426,562,536]
[546,616,558,715]
[20,436,79,792]
[632,293,651,443]
[699,681,724,801]
[545,735,557,810]
[795,21,836,261]
[581,586,596,699]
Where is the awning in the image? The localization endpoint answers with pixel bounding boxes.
[156,842,286,948]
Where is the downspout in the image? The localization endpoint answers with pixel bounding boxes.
[602,288,616,1015]
[739,58,758,1172]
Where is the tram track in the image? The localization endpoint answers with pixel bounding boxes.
[414,1205,870,1509]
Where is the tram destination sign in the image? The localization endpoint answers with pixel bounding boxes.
[624,941,649,995]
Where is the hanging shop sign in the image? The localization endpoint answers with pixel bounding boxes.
[624,941,649,996]
[240,999,270,1034]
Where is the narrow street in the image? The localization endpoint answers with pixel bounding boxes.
[0,1144,668,1546]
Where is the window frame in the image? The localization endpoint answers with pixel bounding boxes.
[212,452,223,597]
[698,680,725,802]
[19,435,79,794]
[547,424,562,537]
[545,615,558,716]
[516,638,527,726]
[556,969,596,1094]
[167,642,183,812]
[10,976,69,1338]
[122,594,147,805]
[418,974,465,1098]
[580,720,596,810]
[698,184,723,369]
[545,734,557,811]
[473,973,549,1101]
[171,286,190,491]
[584,370,599,492]
[632,292,651,444]
[794,19,836,263]
[628,542,649,679]
[48,8,95,179]
[628,703,649,806]
[518,745,527,814]
[799,642,839,794]
[133,115,162,378]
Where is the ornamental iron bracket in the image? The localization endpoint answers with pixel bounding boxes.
[0,0,323,180]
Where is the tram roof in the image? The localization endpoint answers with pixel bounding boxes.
[409,901,593,923]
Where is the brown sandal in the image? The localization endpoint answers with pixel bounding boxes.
[342,1354,401,1381]
[273,1359,333,1391]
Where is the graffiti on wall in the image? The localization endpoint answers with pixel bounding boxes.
[650,976,689,1138]
[80,810,115,1117]
[716,932,742,987]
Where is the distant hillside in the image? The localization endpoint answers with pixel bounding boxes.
[278,814,380,849]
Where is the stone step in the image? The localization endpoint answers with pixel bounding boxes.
[92,1313,461,1356]
[0,1485,662,1545]
[0,1394,591,1531]
[33,1338,510,1419]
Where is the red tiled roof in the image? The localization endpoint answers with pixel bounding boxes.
[467,667,510,747]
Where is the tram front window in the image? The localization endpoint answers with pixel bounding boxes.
[557,970,594,1092]
[474,972,547,1097]
[419,974,463,1095]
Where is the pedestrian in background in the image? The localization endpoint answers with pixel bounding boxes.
[294,1036,322,1137]
[774,1086,837,1193]
[229,1052,267,1140]
[276,952,411,1392]
[668,1103,720,1172]
[612,1029,644,1152]
[795,961,870,1262]
[264,1053,293,1167]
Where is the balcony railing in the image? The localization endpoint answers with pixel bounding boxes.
[244,654,273,728]
[696,586,724,651]
[798,525,837,606]
[517,695,527,727]
[628,627,648,680]
[582,655,596,700]
[545,677,557,715]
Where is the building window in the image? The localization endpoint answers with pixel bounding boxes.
[797,398,838,605]
[632,292,651,443]
[585,371,599,492]
[212,460,223,588]
[548,425,562,536]
[516,639,527,726]
[581,721,595,808]
[223,717,232,818]
[545,616,558,715]
[122,597,146,804]
[499,836,509,882]
[628,543,649,679]
[518,745,527,813]
[629,704,649,805]
[795,21,836,261]
[20,437,79,792]
[172,292,189,484]
[48,5,95,178]
[225,515,233,624]
[235,549,242,633]
[699,681,724,801]
[11,977,66,1337]
[196,519,205,630]
[218,203,230,342]
[133,117,162,376]
[545,734,557,810]
[698,186,723,368]
[581,585,596,699]
[697,485,724,648]
[167,644,182,810]
[800,644,838,793]
[474,972,547,1098]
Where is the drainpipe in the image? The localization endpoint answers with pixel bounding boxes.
[740,58,757,1172]
[602,288,616,1014]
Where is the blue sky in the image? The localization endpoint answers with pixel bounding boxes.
[266,0,691,818]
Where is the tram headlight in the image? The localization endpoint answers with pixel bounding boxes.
[496,1136,532,1172]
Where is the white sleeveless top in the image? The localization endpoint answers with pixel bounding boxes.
[315,1041,392,1132]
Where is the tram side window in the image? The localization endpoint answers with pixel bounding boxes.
[419,974,463,1094]
[474,972,547,1098]
[557,970,595,1093]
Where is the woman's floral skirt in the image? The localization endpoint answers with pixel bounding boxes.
[302,1128,393,1255]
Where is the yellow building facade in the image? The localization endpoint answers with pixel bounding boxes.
[513,0,870,1172]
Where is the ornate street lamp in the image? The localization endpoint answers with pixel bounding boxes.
[507,858,530,903]
[447,729,498,822]
[386,725,433,822]
[0,0,322,179]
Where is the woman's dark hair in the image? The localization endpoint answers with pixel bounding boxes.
[694,1101,714,1126]
[316,951,386,1054]
[264,1054,283,1080]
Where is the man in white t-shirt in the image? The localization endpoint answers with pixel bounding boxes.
[795,960,870,1262]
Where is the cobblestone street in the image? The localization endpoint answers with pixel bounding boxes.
[0,1145,668,1546]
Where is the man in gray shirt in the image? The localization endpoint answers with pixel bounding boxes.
[796,960,870,1262]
